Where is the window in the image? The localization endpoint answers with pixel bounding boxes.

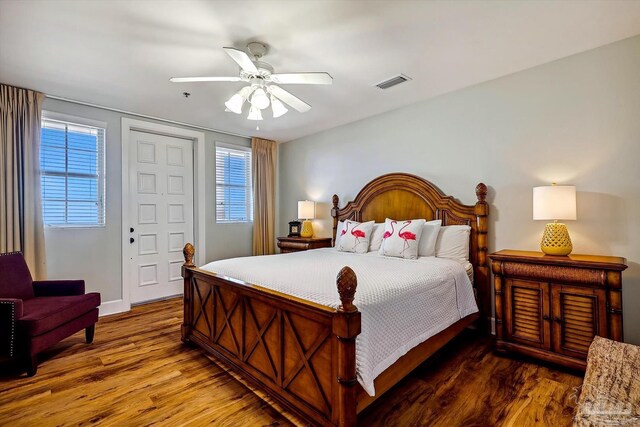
[40,117,106,227]
[216,144,252,223]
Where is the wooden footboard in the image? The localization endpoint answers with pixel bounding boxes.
[180,174,489,426]
[181,243,361,427]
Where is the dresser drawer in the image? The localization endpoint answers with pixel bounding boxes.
[277,237,332,253]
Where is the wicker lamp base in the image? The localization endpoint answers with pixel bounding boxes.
[540,222,573,256]
[300,220,314,238]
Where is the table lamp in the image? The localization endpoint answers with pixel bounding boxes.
[298,200,315,238]
[533,184,577,256]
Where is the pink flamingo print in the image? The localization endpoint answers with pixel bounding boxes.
[398,220,417,256]
[340,221,350,239]
[383,220,397,239]
[350,223,367,249]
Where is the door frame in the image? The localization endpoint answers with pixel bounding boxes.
[121,118,206,313]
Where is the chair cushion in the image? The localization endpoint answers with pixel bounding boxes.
[0,252,34,300]
[19,293,101,336]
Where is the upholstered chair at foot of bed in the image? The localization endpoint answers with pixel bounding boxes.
[85,325,95,344]
[0,252,101,377]
[25,324,94,377]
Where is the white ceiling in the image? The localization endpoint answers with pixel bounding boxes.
[2,0,640,142]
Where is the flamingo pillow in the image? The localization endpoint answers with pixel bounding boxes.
[378,218,426,259]
[336,220,375,254]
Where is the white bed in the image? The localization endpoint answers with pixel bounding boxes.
[200,247,478,396]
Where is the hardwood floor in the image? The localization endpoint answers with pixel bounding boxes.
[0,298,583,426]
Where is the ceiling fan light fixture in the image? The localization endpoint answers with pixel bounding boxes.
[247,105,263,121]
[224,93,244,114]
[251,88,270,110]
[171,42,331,122]
[271,95,288,118]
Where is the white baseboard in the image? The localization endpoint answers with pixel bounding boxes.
[130,293,183,307]
[98,299,131,317]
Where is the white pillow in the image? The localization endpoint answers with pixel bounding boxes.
[368,223,385,252]
[417,220,442,257]
[335,220,345,247]
[379,218,426,259]
[435,225,471,261]
[337,220,375,254]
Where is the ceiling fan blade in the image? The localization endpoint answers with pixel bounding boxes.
[269,72,333,85]
[169,76,242,83]
[223,47,258,73]
[268,85,311,113]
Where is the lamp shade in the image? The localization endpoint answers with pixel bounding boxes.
[298,200,315,220]
[271,95,288,118]
[533,185,577,221]
[247,105,263,121]
[224,93,244,114]
[224,86,255,114]
[251,88,270,110]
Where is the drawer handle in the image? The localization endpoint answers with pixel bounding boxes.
[542,315,551,321]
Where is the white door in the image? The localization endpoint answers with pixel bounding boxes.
[128,130,194,304]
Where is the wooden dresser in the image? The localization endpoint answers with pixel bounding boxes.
[277,236,333,253]
[490,250,627,370]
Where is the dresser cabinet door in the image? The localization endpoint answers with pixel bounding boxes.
[505,279,551,349]
[551,285,607,359]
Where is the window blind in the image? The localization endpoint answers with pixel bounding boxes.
[215,144,252,223]
[40,118,106,227]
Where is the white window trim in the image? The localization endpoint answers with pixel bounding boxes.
[43,110,107,130]
[215,141,253,224]
[41,111,107,229]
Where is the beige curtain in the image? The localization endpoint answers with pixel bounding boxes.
[252,137,277,255]
[0,84,46,278]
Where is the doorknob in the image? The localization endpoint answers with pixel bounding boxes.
[130,227,134,233]
[130,237,135,244]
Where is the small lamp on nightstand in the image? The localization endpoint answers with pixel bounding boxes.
[298,200,315,238]
[533,184,577,256]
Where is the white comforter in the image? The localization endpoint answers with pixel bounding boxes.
[200,248,478,396]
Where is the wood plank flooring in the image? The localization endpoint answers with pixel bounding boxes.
[0,298,583,426]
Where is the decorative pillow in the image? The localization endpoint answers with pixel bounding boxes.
[368,223,385,252]
[435,225,471,261]
[335,220,345,247]
[379,218,426,259]
[417,220,442,257]
[337,220,374,254]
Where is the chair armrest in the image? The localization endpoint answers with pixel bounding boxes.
[33,280,85,296]
[0,298,23,358]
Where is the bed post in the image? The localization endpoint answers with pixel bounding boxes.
[474,183,490,334]
[331,194,340,246]
[181,243,195,343]
[332,266,361,427]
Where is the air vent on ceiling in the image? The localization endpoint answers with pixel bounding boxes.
[375,74,412,90]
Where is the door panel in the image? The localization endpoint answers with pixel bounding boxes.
[505,279,551,349]
[551,285,606,359]
[128,131,194,304]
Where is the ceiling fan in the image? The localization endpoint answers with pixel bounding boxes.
[170,42,332,124]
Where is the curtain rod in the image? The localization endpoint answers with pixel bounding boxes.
[44,94,251,139]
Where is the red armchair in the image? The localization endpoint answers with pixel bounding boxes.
[0,252,100,376]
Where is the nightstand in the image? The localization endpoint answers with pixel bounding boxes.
[277,236,333,253]
[490,250,627,370]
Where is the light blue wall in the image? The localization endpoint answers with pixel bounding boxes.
[42,98,252,302]
[278,36,640,344]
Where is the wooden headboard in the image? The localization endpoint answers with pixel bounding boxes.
[331,173,490,331]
